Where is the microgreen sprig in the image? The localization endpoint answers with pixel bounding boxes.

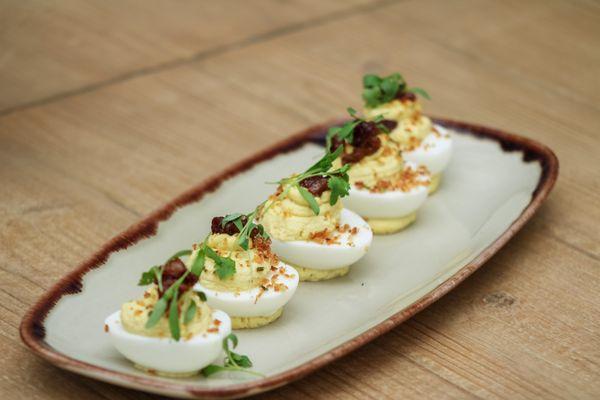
[220,210,269,251]
[138,249,207,341]
[362,73,430,108]
[269,145,351,216]
[325,107,391,151]
[201,333,264,378]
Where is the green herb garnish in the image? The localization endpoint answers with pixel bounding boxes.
[183,299,196,325]
[204,246,236,280]
[138,265,162,291]
[189,245,206,276]
[139,249,205,341]
[297,186,320,215]
[406,86,430,100]
[325,107,391,149]
[168,289,181,340]
[268,143,351,216]
[362,73,430,107]
[201,333,264,377]
[145,270,188,331]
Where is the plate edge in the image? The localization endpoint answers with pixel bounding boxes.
[19,117,559,399]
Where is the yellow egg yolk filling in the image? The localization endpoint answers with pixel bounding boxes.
[193,234,274,292]
[365,99,433,150]
[259,185,342,242]
[121,287,213,339]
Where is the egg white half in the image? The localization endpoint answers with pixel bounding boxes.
[105,309,231,374]
[194,262,298,318]
[343,162,429,219]
[270,208,372,270]
[402,125,452,175]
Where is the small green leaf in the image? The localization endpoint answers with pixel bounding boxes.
[145,296,168,329]
[224,333,239,350]
[221,213,243,225]
[205,247,236,280]
[190,247,205,277]
[362,72,409,107]
[197,291,207,302]
[328,175,350,205]
[381,77,399,99]
[201,364,229,377]
[362,86,382,108]
[346,107,358,117]
[215,257,236,279]
[169,290,180,341]
[231,353,253,368]
[201,333,263,377]
[184,299,196,325]
[326,126,342,150]
[138,265,160,286]
[407,87,431,100]
[145,270,190,329]
[363,74,382,87]
[233,218,244,232]
[297,185,320,215]
[238,235,249,251]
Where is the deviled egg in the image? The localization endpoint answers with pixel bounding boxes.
[258,149,373,281]
[362,73,452,193]
[191,215,299,329]
[104,256,231,377]
[328,109,430,235]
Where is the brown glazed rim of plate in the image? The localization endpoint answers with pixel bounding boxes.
[19,117,559,399]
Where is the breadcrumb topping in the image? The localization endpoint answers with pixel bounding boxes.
[308,223,359,245]
[355,165,430,193]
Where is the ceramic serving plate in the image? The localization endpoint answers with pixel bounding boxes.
[20,118,558,399]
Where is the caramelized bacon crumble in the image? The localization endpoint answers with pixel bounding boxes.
[211,215,260,238]
[380,119,397,132]
[330,121,387,165]
[299,175,330,196]
[158,258,199,297]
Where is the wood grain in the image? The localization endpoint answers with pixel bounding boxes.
[1,0,599,399]
[0,0,373,113]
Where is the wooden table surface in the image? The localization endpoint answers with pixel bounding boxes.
[1,1,599,399]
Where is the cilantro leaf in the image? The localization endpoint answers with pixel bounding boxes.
[138,265,161,286]
[230,352,253,368]
[205,246,236,280]
[297,185,320,215]
[221,333,255,370]
[328,175,350,206]
[215,257,236,279]
[362,74,382,87]
[362,72,407,108]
